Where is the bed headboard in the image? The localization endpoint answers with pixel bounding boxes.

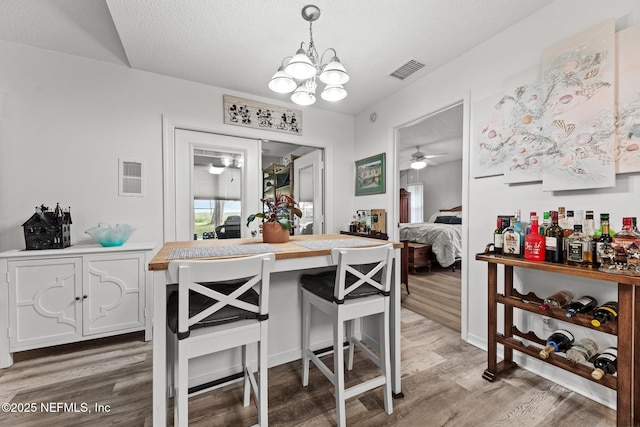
[439,205,462,213]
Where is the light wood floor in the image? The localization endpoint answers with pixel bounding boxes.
[0,307,616,426]
[402,262,462,332]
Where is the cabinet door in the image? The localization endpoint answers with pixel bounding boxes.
[83,253,145,336]
[8,258,82,350]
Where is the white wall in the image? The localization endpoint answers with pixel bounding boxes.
[355,0,640,408]
[0,41,356,252]
[400,160,462,221]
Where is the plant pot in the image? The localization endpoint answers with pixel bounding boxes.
[262,222,289,243]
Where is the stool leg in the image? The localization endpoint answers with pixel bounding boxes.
[176,341,189,426]
[381,300,393,415]
[258,321,269,426]
[301,291,311,387]
[334,312,347,427]
[347,319,355,371]
[242,344,250,407]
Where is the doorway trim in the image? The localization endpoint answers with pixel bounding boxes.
[391,92,471,340]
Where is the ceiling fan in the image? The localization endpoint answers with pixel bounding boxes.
[410,146,448,169]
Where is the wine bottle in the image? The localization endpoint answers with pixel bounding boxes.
[493,217,504,255]
[524,216,545,261]
[502,216,523,257]
[566,338,599,365]
[591,347,617,380]
[539,329,574,359]
[595,218,613,267]
[591,301,618,327]
[545,210,564,263]
[565,295,598,318]
[539,211,550,235]
[539,290,573,311]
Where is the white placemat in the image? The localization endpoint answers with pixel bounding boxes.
[166,244,281,260]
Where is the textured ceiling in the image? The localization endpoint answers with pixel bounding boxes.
[0,0,555,116]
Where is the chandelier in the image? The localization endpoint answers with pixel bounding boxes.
[268,5,349,106]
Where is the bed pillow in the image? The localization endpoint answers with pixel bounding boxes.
[449,216,462,224]
[429,211,462,223]
[434,216,454,224]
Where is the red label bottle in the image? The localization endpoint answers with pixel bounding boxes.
[524,216,546,261]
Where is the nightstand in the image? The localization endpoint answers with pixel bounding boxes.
[408,243,432,273]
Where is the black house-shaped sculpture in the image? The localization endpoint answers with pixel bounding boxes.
[22,204,72,250]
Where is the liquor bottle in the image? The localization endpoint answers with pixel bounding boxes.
[493,217,504,255]
[595,218,613,267]
[591,347,617,380]
[594,213,615,238]
[525,211,536,235]
[564,224,594,268]
[583,210,596,236]
[565,295,598,317]
[563,210,575,238]
[524,216,545,261]
[545,210,564,263]
[558,207,567,231]
[514,209,524,243]
[591,301,618,327]
[539,290,573,311]
[502,216,523,257]
[565,338,599,365]
[539,211,551,235]
[613,217,640,250]
[539,329,574,359]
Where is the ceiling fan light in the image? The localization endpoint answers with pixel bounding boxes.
[291,83,316,106]
[269,67,297,93]
[209,165,225,175]
[285,49,316,80]
[410,160,427,170]
[319,57,349,85]
[320,84,347,101]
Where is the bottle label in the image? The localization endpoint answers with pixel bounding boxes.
[503,231,521,255]
[574,296,593,305]
[598,353,616,362]
[494,233,503,248]
[567,241,584,262]
[545,236,557,250]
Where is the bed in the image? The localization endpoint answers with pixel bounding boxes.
[399,206,462,268]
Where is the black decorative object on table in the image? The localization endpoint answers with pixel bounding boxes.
[22,203,72,250]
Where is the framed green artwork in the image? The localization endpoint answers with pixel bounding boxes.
[355,153,386,196]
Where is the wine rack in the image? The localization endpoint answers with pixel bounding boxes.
[476,251,639,427]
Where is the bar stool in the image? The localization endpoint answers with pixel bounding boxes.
[166,253,275,427]
[300,244,394,426]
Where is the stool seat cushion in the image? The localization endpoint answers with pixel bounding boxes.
[167,280,259,334]
[300,269,382,302]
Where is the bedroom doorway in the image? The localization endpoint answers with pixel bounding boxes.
[395,101,464,332]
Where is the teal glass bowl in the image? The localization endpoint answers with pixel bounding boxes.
[85,223,135,247]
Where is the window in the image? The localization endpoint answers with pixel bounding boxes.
[407,183,423,223]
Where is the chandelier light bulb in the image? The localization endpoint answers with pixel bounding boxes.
[291,83,316,106]
[321,84,347,102]
[285,49,316,80]
[269,67,297,93]
[319,57,349,85]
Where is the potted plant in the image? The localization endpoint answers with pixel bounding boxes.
[246,194,303,243]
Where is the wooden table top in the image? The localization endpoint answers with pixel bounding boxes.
[149,233,402,271]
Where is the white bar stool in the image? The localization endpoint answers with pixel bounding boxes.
[166,253,275,426]
[300,244,394,426]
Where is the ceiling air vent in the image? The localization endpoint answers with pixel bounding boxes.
[389,60,426,80]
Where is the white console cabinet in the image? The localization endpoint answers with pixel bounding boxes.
[0,243,156,368]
